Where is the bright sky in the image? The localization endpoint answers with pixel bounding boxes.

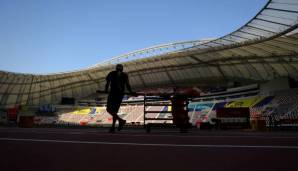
[0,0,268,74]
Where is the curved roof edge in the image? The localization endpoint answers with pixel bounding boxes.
[93,0,298,67]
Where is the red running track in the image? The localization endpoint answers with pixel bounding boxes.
[1,127,298,171]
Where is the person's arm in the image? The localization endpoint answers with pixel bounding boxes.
[105,73,111,93]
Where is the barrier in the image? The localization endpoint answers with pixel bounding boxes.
[18,116,34,128]
[250,118,267,131]
[216,107,250,129]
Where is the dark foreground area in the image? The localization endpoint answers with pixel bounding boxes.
[1,127,298,171]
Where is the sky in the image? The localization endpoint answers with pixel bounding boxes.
[0,0,268,74]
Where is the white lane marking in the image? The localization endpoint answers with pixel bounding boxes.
[1,128,298,139]
[1,137,298,149]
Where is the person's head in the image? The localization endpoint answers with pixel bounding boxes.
[116,64,123,72]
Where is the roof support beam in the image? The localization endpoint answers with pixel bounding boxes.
[246,25,277,34]
[255,18,292,27]
[277,57,298,78]
[247,62,265,81]
[25,76,34,105]
[206,41,225,46]
[230,34,251,40]
[266,7,298,14]
[86,72,99,84]
[0,75,17,106]
[165,70,175,86]
[244,45,275,56]
[137,74,147,88]
[188,55,218,67]
[237,30,264,38]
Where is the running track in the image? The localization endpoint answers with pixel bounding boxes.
[1,127,298,171]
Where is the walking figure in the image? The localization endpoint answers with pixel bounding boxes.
[105,64,134,132]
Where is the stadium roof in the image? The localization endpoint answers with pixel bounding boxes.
[1,0,298,106]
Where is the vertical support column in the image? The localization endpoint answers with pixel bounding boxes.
[26,75,34,106]
[143,94,146,129]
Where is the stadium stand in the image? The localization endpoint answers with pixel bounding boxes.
[3,86,294,131]
[0,84,292,130]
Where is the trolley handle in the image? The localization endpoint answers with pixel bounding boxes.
[96,90,140,96]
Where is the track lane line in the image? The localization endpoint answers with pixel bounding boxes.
[1,137,298,149]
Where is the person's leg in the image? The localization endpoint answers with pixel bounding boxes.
[107,109,124,132]
[107,94,116,132]
[118,117,126,131]
[111,113,126,131]
[113,95,126,131]
[110,113,117,132]
[110,115,126,132]
[107,108,117,132]
[107,93,126,131]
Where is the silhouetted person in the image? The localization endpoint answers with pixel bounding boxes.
[105,64,134,132]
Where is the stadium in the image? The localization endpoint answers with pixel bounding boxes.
[1,0,298,170]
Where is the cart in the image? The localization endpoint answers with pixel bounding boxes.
[143,93,190,133]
